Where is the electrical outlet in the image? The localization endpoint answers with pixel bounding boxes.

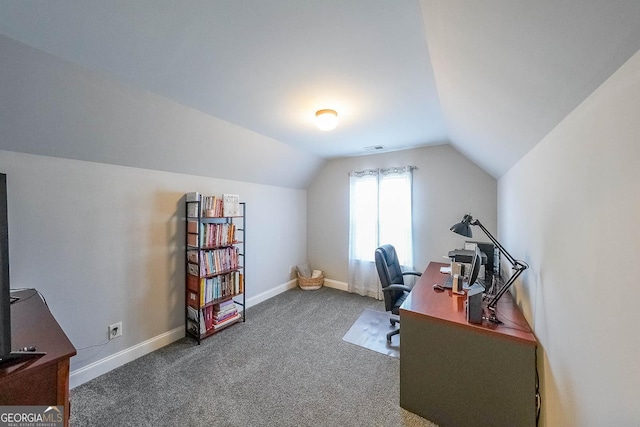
[108,322,122,340]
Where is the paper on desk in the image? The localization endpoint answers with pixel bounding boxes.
[440,266,451,274]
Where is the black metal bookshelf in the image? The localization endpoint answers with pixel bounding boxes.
[185,195,245,343]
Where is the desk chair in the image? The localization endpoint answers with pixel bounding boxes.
[374,245,422,343]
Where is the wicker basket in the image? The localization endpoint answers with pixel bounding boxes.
[298,273,324,290]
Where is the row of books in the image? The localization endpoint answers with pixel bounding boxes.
[186,225,238,249]
[187,302,241,335]
[202,196,224,218]
[197,223,236,248]
[186,193,240,218]
[187,246,240,276]
[187,271,244,306]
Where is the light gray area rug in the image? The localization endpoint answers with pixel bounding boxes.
[342,308,400,358]
[70,287,437,427]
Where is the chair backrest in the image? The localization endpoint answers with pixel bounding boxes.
[375,244,405,312]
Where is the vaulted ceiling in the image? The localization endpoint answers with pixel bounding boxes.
[1,1,639,179]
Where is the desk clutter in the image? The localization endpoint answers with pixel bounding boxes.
[442,242,498,324]
[449,214,529,325]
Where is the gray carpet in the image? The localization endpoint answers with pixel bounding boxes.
[70,287,437,427]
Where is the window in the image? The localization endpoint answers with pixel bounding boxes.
[348,166,414,297]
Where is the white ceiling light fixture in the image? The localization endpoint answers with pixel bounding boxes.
[315,109,339,131]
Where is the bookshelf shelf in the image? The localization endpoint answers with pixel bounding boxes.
[187,242,243,251]
[196,267,243,279]
[194,292,245,310]
[185,193,245,343]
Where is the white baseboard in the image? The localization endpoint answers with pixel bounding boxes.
[69,326,184,389]
[323,278,348,292]
[245,279,298,308]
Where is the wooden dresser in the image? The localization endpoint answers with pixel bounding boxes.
[0,289,76,427]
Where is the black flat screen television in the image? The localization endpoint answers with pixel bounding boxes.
[0,174,44,365]
[0,173,11,359]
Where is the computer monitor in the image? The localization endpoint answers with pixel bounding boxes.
[465,246,482,289]
[466,241,494,281]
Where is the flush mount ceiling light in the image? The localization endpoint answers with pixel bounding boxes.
[315,109,338,131]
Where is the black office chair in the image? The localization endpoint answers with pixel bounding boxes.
[374,244,422,343]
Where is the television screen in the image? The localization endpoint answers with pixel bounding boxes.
[0,173,10,358]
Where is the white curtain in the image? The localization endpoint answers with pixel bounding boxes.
[348,166,414,299]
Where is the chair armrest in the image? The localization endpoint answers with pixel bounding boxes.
[402,271,422,277]
[382,284,412,293]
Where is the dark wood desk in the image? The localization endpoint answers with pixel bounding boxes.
[400,262,537,427]
[0,290,76,427]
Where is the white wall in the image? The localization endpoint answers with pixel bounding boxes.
[0,150,307,385]
[500,49,640,426]
[307,145,497,282]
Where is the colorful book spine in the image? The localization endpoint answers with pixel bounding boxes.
[212,312,241,329]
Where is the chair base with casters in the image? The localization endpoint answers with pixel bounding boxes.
[388,316,400,342]
[383,288,408,343]
[374,244,422,344]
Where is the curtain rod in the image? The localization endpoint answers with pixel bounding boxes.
[349,165,417,177]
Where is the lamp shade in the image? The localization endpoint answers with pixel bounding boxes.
[450,215,473,238]
[315,109,338,131]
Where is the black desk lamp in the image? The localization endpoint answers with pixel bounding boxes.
[450,214,528,324]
